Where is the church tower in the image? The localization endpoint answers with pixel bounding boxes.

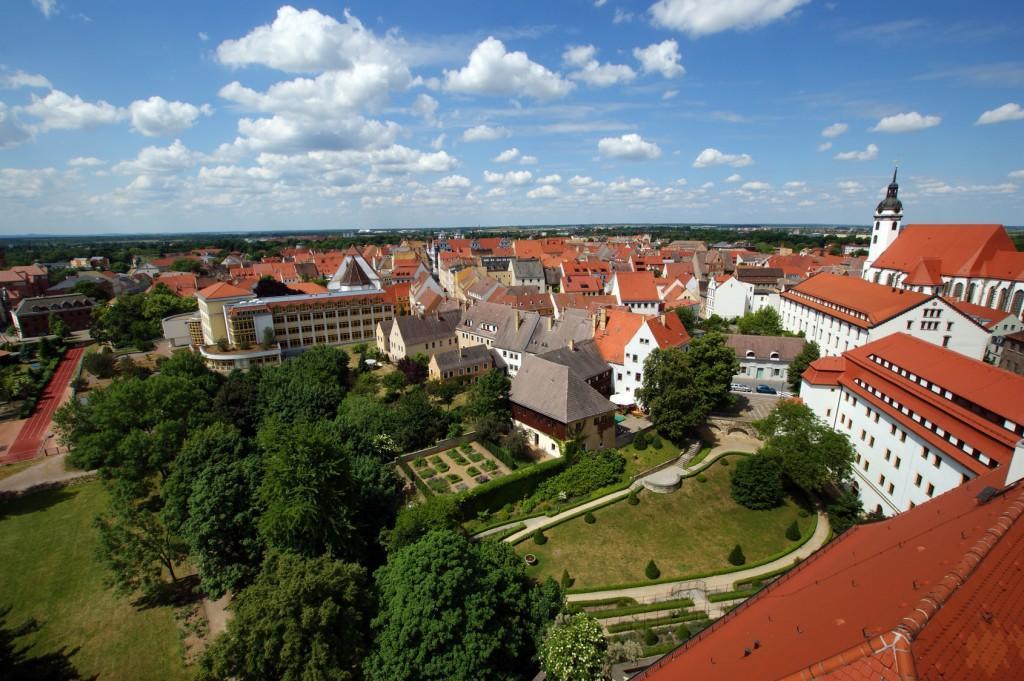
[864,167,903,276]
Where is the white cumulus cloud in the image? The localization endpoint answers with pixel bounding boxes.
[1,69,52,89]
[563,45,636,87]
[817,141,832,152]
[650,0,810,37]
[435,175,471,189]
[216,6,405,74]
[129,96,211,137]
[633,40,685,79]
[527,185,560,199]
[520,155,538,165]
[113,139,197,176]
[411,93,439,124]
[19,89,126,131]
[821,122,847,138]
[67,156,105,167]
[1010,170,1024,179]
[483,169,533,185]
[835,143,879,161]
[976,103,1024,126]
[537,174,562,184]
[692,147,753,168]
[598,133,661,160]
[871,112,941,133]
[443,37,573,100]
[463,124,510,142]
[742,181,770,190]
[725,173,742,183]
[494,147,520,162]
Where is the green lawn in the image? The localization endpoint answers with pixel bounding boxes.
[0,482,192,681]
[619,433,681,478]
[522,456,811,589]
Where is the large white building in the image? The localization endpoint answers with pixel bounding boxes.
[861,169,1024,318]
[704,275,748,319]
[801,333,1024,516]
[779,272,990,360]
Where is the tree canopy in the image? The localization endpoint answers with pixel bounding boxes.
[730,453,784,510]
[755,400,856,493]
[636,332,739,443]
[197,551,370,681]
[736,307,785,336]
[539,613,607,681]
[787,341,820,394]
[365,529,562,681]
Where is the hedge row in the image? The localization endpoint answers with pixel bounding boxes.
[568,596,637,609]
[733,564,795,590]
[606,610,708,634]
[642,640,685,657]
[568,511,819,594]
[590,597,695,620]
[397,459,433,499]
[459,457,568,519]
[708,587,761,603]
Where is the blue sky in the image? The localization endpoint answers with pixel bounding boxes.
[1,0,1022,234]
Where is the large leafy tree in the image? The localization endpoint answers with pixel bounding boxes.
[636,332,738,443]
[156,348,223,397]
[465,368,511,421]
[391,386,447,452]
[212,368,263,437]
[755,400,856,493]
[257,417,399,564]
[336,393,395,455]
[381,494,463,555]
[93,483,188,600]
[161,422,264,597]
[56,374,214,491]
[365,530,563,681]
[197,551,370,681]
[90,285,196,349]
[539,613,607,681]
[787,341,820,394]
[736,307,785,336]
[730,454,784,510]
[673,305,698,334]
[258,345,350,423]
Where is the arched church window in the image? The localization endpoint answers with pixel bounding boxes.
[1011,290,1024,317]
[997,288,1009,312]
[953,283,964,299]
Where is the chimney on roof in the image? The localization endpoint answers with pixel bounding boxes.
[568,338,575,351]
[1004,439,1024,487]
[513,309,520,329]
[599,307,608,331]
[546,316,553,331]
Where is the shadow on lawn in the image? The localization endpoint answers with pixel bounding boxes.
[131,574,203,611]
[0,487,77,522]
[0,606,95,681]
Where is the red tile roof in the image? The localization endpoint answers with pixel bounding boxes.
[802,356,847,385]
[197,281,253,300]
[872,224,1024,281]
[289,281,329,295]
[942,297,1017,330]
[645,313,691,349]
[561,274,602,294]
[637,469,1024,681]
[902,257,944,286]
[614,271,660,302]
[782,273,928,329]
[593,309,646,364]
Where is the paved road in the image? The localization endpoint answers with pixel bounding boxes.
[0,453,92,493]
[3,347,84,464]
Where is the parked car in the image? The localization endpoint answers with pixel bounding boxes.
[755,384,778,395]
[731,383,752,393]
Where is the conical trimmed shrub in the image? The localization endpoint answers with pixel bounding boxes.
[645,559,661,580]
[728,544,746,566]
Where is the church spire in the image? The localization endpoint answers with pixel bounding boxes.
[877,165,902,213]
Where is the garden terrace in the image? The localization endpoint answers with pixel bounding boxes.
[519,455,812,589]
[399,441,512,496]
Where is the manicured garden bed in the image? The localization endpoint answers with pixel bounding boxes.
[618,432,682,478]
[520,456,812,589]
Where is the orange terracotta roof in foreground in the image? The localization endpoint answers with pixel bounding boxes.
[782,272,928,328]
[802,356,847,385]
[637,469,1024,681]
[614,271,660,301]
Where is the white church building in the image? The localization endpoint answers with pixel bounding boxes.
[861,169,1024,319]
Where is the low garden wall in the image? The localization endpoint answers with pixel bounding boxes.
[393,432,479,464]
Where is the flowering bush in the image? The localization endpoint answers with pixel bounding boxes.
[539,613,607,681]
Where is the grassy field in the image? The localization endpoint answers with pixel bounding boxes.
[0,459,35,481]
[619,433,681,478]
[522,456,811,588]
[0,482,192,680]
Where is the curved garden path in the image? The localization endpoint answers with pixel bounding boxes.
[498,435,761,545]
[565,508,830,606]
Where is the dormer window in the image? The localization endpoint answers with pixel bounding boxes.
[769,351,780,360]
[745,350,755,359]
